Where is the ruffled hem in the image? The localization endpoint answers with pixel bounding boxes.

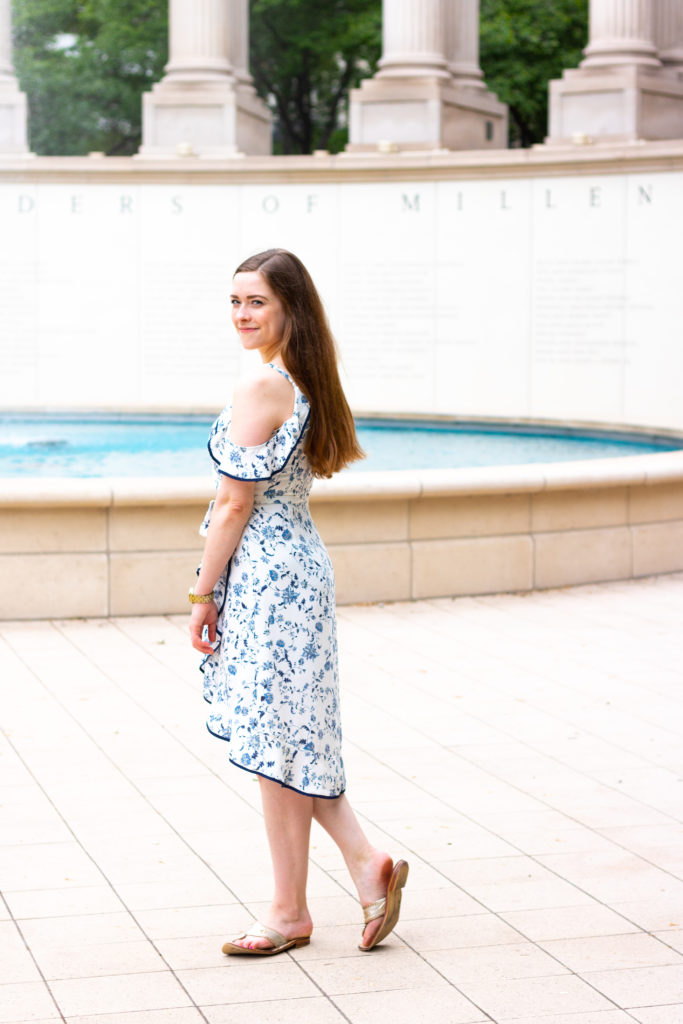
[204,723,345,798]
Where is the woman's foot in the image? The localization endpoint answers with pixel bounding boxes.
[228,904,313,951]
[358,859,409,951]
[353,849,395,949]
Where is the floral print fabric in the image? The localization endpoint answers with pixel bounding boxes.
[200,365,345,798]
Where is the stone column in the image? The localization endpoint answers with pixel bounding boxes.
[163,0,232,80]
[0,0,30,154]
[139,0,271,157]
[376,0,450,78]
[348,0,507,151]
[654,1,683,73]
[227,0,252,90]
[547,0,683,144]
[445,0,484,88]
[581,0,659,67]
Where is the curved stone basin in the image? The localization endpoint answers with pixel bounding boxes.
[1,446,682,619]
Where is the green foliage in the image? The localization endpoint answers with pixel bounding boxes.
[12,0,167,155]
[249,0,381,153]
[480,0,588,147]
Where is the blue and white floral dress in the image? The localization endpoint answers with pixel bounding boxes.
[200,364,345,798]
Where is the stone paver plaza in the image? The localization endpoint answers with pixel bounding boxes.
[2,573,682,1024]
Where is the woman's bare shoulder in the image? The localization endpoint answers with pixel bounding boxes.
[233,364,291,401]
[229,365,294,446]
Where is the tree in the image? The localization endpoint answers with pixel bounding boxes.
[479,0,588,147]
[12,0,167,155]
[249,0,381,154]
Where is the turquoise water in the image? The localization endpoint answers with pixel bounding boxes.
[0,413,679,478]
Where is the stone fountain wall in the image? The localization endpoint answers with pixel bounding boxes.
[1,145,682,431]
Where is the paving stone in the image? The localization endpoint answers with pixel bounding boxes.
[1,576,682,1024]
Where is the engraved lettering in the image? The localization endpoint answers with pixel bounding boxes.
[501,191,510,210]
[120,196,134,214]
[171,195,183,214]
[637,185,652,204]
[71,196,83,214]
[402,194,420,212]
[306,194,318,213]
[18,195,34,214]
[589,186,601,208]
[262,195,279,214]
[545,189,556,209]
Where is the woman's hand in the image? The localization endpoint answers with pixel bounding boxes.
[189,599,219,654]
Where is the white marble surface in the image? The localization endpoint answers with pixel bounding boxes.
[0,170,681,429]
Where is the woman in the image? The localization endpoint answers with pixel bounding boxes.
[189,249,408,956]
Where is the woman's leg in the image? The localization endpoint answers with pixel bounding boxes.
[313,794,394,947]
[231,776,314,950]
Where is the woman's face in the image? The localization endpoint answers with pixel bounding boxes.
[230,271,288,360]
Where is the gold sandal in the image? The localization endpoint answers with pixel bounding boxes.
[222,920,311,956]
[358,859,409,951]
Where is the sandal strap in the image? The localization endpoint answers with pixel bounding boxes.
[235,920,287,947]
[362,897,386,924]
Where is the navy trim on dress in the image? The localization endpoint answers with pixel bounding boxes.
[203,724,344,799]
[216,409,310,482]
[207,363,304,473]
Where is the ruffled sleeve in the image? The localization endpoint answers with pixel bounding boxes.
[207,407,306,482]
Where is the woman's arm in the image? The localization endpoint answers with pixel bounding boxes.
[189,370,292,655]
[189,473,254,654]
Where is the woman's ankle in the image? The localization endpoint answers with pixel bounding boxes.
[347,847,393,899]
[268,898,312,926]
[345,840,378,876]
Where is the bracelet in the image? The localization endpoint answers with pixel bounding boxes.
[188,587,215,604]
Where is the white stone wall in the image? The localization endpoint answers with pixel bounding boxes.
[0,167,682,431]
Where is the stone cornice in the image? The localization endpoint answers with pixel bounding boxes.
[2,139,683,184]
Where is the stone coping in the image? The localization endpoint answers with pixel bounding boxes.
[2,448,682,509]
[2,138,683,183]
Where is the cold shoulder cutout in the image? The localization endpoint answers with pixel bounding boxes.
[207,364,310,483]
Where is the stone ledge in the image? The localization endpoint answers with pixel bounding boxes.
[2,137,683,183]
[2,452,683,617]
[2,449,681,510]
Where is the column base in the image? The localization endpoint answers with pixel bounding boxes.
[346,77,508,152]
[137,77,272,158]
[546,65,683,144]
[0,79,30,154]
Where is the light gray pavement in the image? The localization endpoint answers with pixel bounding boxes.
[1,573,683,1024]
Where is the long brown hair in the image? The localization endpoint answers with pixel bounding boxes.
[234,249,364,478]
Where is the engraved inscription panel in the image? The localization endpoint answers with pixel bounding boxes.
[0,171,681,430]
